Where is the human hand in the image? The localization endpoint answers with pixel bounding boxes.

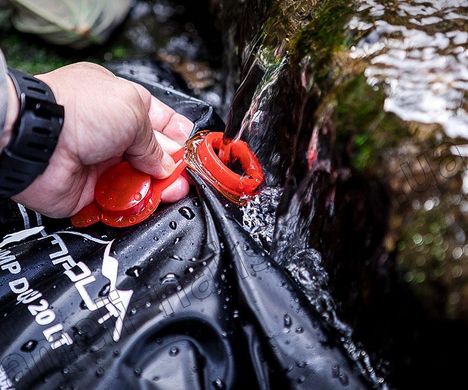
[11,62,192,218]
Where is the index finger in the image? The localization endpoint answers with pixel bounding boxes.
[148,96,193,145]
[124,79,194,145]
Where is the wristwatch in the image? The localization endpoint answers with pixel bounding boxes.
[0,68,64,198]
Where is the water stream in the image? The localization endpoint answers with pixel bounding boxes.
[219,0,467,388]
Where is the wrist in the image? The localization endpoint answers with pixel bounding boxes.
[0,75,19,149]
[0,69,64,199]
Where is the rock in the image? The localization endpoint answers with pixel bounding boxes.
[216,0,467,387]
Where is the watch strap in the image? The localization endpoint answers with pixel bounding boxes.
[0,50,8,136]
[0,69,64,198]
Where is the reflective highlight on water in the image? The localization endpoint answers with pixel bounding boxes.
[349,0,468,138]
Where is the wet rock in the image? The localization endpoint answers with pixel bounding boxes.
[217,0,467,387]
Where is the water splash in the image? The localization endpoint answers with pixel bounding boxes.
[241,186,283,251]
[281,248,387,388]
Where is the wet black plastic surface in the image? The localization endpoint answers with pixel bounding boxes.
[107,60,225,135]
[0,62,366,389]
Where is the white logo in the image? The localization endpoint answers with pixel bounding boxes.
[94,242,134,342]
[0,365,13,390]
[49,232,133,342]
[50,237,133,343]
[0,227,44,249]
[0,228,134,344]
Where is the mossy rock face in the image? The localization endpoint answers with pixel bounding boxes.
[333,2,467,328]
[219,0,467,386]
[313,0,468,323]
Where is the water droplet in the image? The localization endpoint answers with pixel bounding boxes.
[283,313,292,328]
[160,273,179,284]
[126,266,142,278]
[169,221,177,230]
[72,326,84,337]
[96,367,105,377]
[134,368,142,377]
[332,364,349,386]
[297,375,305,384]
[99,283,110,297]
[212,378,225,389]
[295,327,304,334]
[169,346,179,356]
[90,345,100,353]
[179,207,195,220]
[296,361,307,368]
[21,339,37,352]
[170,254,183,261]
[233,309,240,319]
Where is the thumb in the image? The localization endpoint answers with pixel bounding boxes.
[126,116,176,179]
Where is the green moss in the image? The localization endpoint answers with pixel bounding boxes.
[303,1,354,52]
[332,75,409,171]
[111,45,129,60]
[261,0,407,172]
[0,33,71,74]
[293,0,355,85]
[272,1,409,173]
[0,24,133,74]
[396,197,467,319]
